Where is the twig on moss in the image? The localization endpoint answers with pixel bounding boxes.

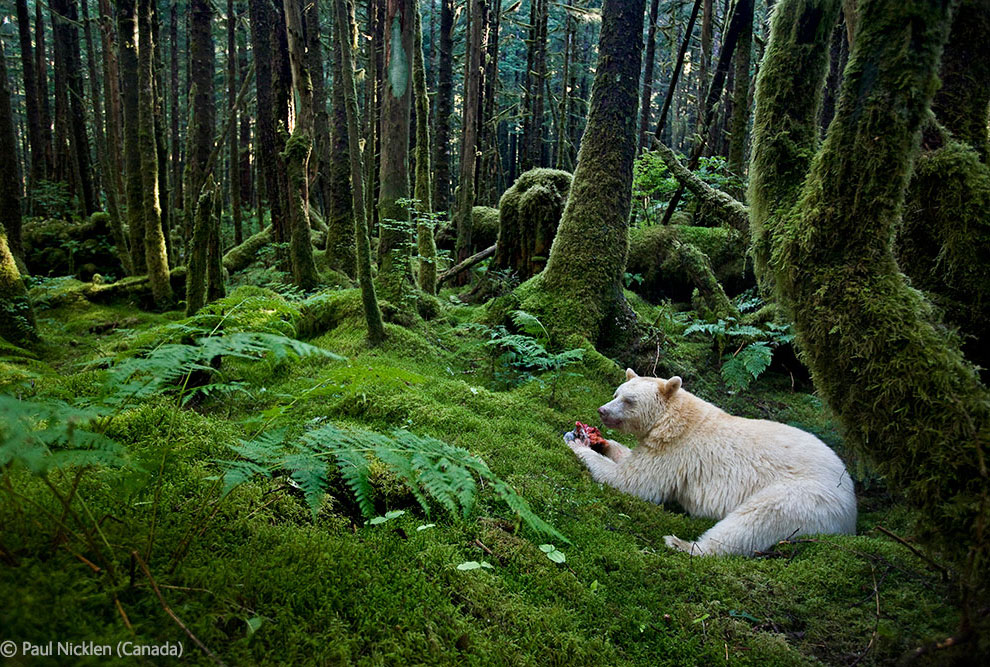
[132,550,226,666]
[874,525,951,580]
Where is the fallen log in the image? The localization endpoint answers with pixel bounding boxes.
[437,244,496,286]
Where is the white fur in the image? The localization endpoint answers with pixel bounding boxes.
[567,369,857,556]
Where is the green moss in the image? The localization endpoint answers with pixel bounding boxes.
[493,169,572,280]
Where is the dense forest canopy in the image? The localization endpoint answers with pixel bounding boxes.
[1,0,988,663]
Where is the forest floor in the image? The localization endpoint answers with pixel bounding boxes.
[0,278,961,666]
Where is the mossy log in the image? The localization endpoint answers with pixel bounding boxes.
[626,225,746,313]
[492,168,572,280]
[22,213,125,280]
[222,225,273,273]
[752,0,990,613]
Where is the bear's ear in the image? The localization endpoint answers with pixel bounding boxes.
[625,368,639,380]
[661,376,682,398]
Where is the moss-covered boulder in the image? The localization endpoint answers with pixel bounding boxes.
[626,225,750,304]
[492,169,572,280]
[22,212,124,280]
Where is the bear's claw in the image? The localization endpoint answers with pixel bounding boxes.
[664,535,702,555]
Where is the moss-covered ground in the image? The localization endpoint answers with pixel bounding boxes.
[0,282,960,665]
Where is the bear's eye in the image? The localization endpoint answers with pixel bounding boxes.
[623,397,635,406]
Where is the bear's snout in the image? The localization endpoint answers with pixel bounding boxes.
[598,404,619,428]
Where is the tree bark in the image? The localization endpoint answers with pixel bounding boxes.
[334,0,385,344]
[326,0,357,277]
[0,231,37,348]
[282,0,320,290]
[413,5,438,295]
[751,0,990,610]
[35,1,53,182]
[0,38,24,262]
[376,0,416,303]
[228,0,243,247]
[119,0,145,273]
[138,0,172,306]
[15,0,44,194]
[653,0,703,144]
[637,0,661,153]
[727,0,754,179]
[432,0,454,215]
[519,0,646,345]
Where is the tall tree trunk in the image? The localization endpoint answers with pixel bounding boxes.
[432,0,454,215]
[334,0,385,344]
[376,0,416,303]
[365,2,383,235]
[52,0,96,215]
[413,3,438,295]
[186,179,214,315]
[751,0,990,617]
[228,0,243,247]
[98,0,132,275]
[524,0,548,168]
[519,0,646,346]
[0,232,37,347]
[326,0,357,276]
[638,0,661,153]
[698,0,713,139]
[555,12,573,170]
[186,0,217,229]
[0,38,24,262]
[80,0,106,209]
[654,0,703,145]
[36,1,53,182]
[306,0,333,222]
[169,1,183,228]
[727,0,754,180]
[453,0,487,284]
[282,0,320,289]
[138,0,172,305]
[15,0,44,196]
[119,0,145,273]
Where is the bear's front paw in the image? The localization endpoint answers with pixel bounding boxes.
[564,430,589,448]
[664,535,702,555]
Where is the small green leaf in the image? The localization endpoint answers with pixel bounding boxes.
[245,617,263,636]
[692,613,711,624]
[457,561,482,570]
[384,510,405,519]
[417,523,436,531]
[547,549,566,564]
[590,579,599,592]
[539,543,555,553]
[368,516,388,525]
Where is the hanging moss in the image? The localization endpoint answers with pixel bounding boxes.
[899,140,990,377]
[0,231,38,347]
[753,0,990,619]
[492,169,572,280]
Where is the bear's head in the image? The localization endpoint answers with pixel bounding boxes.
[597,368,682,437]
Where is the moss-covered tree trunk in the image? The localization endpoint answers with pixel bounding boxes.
[453,0,487,285]
[0,232,37,347]
[0,38,23,263]
[227,0,243,247]
[282,0,320,290]
[751,0,990,616]
[186,180,215,316]
[119,0,145,274]
[325,0,357,278]
[637,0,661,153]
[185,0,216,237]
[492,169,572,281]
[376,0,416,303]
[411,5,438,295]
[519,0,645,345]
[932,0,990,161]
[432,0,454,216]
[207,182,226,303]
[335,0,385,345]
[138,0,172,307]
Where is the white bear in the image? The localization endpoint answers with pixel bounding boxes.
[565,369,857,556]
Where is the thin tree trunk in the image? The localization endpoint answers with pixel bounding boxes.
[169,1,183,228]
[138,0,172,305]
[334,0,385,344]
[36,1,53,182]
[653,0,703,146]
[413,3,438,294]
[99,0,131,274]
[282,0,319,289]
[0,38,24,262]
[727,0,754,179]
[15,0,44,195]
[638,0,661,153]
[453,0,487,284]
[228,0,243,246]
[432,0,454,214]
[305,0,333,222]
[119,0,145,273]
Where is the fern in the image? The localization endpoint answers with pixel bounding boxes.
[0,394,126,474]
[721,342,774,391]
[220,423,568,543]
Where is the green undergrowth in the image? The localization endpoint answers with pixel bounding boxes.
[0,285,959,665]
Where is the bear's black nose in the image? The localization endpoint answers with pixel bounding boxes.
[598,406,606,417]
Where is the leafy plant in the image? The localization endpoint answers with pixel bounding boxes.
[539,543,566,564]
[684,312,794,391]
[220,422,569,543]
